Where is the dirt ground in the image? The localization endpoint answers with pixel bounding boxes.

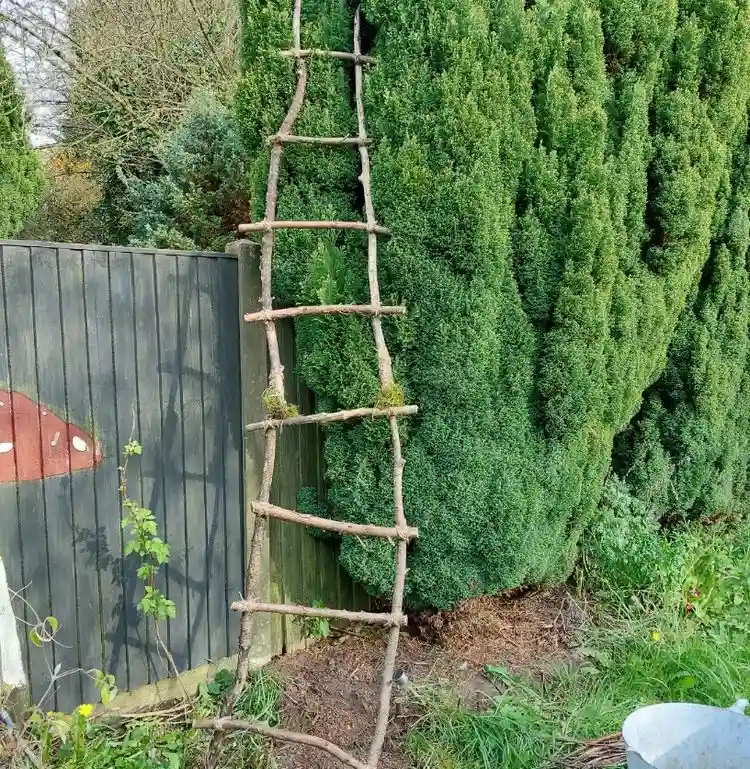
[271,586,586,769]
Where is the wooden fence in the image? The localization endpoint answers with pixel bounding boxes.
[0,240,365,711]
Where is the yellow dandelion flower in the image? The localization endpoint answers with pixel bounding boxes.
[77,703,94,718]
[650,630,661,642]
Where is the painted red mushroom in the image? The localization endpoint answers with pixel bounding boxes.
[0,389,102,482]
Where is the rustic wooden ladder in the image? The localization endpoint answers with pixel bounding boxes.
[197,4,418,769]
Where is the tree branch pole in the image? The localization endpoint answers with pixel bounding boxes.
[279,48,376,64]
[353,9,411,767]
[269,134,372,146]
[208,2,306,765]
[233,0,306,694]
[229,600,406,627]
[197,719,369,769]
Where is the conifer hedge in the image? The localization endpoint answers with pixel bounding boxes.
[0,50,42,238]
[237,0,750,608]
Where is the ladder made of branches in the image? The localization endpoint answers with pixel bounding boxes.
[196,4,418,769]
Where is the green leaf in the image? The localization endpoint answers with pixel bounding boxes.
[677,674,697,691]
[123,540,138,556]
[578,647,612,668]
[124,440,143,456]
[29,628,42,647]
[485,665,511,681]
[136,564,156,580]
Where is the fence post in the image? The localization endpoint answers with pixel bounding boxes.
[0,554,27,720]
[226,239,279,661]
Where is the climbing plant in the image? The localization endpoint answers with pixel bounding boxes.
[119,440,176,623]
[237,0,750,609]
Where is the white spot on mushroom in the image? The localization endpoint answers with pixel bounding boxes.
[72,436,88,452]
[0,401,4,406]
[41,410,48,416]
[50,432,60,447]
[0,442,13,454]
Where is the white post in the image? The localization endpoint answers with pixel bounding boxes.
[0,556,25,689]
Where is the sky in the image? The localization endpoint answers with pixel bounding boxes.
[1,0,65,147]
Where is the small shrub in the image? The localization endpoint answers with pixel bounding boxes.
[663,520,750,637]
[21,151,103,243]
[120,93,251,252]
[582,476,664,595]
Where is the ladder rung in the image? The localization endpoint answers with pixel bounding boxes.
[238,220,390,236]
[244,304,406,322]
[252,501,419,540]
[279,48,376,65]
[268,134,371,147]
[245,404,418,432]
[230,599,406,627]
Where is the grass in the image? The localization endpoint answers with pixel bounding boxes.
[19,668,283,769]
[406,499,750,769]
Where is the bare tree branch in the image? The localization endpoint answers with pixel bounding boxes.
[1,0,238,151]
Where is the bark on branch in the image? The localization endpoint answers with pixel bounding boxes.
[229,600,407,627]
[251,501,419,540]
[352,9,411,767]
[245,405,418,432]
[213,1,308,762]
[268,134,371,146]
[196,719,368,769]
[279,48,376,64]
[244,304,406,322]
[238,220,390,235]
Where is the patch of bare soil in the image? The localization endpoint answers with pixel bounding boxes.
[271,586,585,769]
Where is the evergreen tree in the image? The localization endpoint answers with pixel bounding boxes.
[0,49,42,238]
[237,0,750,608]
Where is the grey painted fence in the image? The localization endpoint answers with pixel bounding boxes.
[0,240,365,712]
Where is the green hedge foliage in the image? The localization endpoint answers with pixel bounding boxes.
[0,50,42,238]
[237,0,750,608]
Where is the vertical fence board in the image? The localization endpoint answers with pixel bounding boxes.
[272,321,305,653]
[0,245,29,695]
[83,250,130,691]
[154,254,190,673]
[31,245,81,710]
[217,255,244,654]
[2,245,51,705]
[58,247,104,704]
[291,338,320,646]
[198,259,229,662]
[131,253,164,684]
[109,250,150,690]
[178,256,210,671]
